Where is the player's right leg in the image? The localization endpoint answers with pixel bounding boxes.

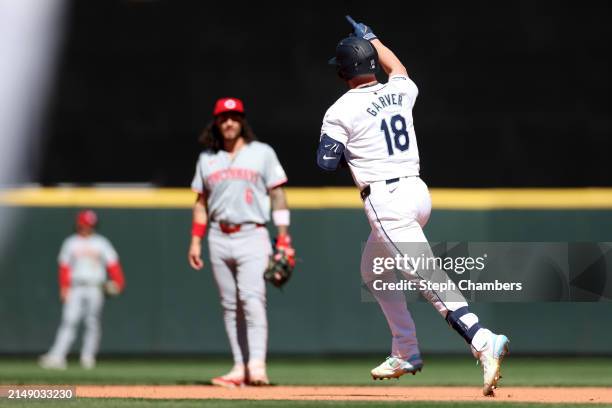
[40,287,84,369]
[208,228,246,387]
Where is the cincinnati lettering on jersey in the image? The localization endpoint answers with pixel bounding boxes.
[73,248,103,258]
[206,168,260,187]
[366,93,404,117]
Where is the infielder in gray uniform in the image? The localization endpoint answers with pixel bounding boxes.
[188,97,294,387]
[39,210,125,370]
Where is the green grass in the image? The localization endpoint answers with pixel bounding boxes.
[0,400,610,408]
[2,357,610,407]
[1,356,611,387]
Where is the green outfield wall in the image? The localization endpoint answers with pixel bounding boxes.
[1,205,612,355]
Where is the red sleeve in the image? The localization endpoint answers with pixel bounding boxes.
[107,262,126,292]
[58,263,71,290]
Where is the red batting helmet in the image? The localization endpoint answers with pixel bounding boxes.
[213,97,245,116]
[76,210,98,228]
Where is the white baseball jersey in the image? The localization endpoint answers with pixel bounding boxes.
[58,234,118,286]
[320,74,420,190]
[191,141,288,224]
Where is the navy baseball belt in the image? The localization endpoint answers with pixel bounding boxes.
[360,178,400,201]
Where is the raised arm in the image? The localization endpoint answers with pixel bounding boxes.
[370,39,407,77]
[345,15,407,77]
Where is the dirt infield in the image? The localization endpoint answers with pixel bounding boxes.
[77,385,612,404]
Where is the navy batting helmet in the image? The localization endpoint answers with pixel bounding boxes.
[328,36,379,80]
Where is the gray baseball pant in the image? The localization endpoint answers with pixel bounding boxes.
[47,285,104,361]
[208,224,271,365]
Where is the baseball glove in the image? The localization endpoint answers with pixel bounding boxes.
[103,280,121,297]
[264,249,294,288]
[264,234,296,288]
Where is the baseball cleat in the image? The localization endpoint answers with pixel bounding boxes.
[38,354,67,370]
[474,331,509,396]
[80,356,96,370]
[248,375,270,386]
[211,376,245,387]
[370,354,423,380]
[211,365,245,388]
[247,361,270,386]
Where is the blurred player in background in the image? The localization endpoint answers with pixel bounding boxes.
[318,16,509,396]
[188,97,294,387]
[39,210,125,370]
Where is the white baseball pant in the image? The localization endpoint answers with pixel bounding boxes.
[360,176,477,358]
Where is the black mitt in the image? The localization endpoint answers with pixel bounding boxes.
[264,248,295,288]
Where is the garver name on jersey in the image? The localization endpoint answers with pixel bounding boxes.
[366,93,404,117]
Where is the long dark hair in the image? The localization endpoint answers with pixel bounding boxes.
[198,116,257,152]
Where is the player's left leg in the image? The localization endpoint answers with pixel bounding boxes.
[233,226,272,385]
[80,286,104,369]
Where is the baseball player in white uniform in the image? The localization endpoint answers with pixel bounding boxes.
[39,210,125,370]
[188,97,294,387]
[318,16,509,396]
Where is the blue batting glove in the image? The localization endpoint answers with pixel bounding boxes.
[345,15,377,41]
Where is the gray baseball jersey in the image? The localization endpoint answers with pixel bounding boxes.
[58,234,118,286]
[191,141,288,224]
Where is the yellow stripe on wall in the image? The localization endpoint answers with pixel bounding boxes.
[431,188,612,210]
[1,187,612,209]
[0,187,194,208]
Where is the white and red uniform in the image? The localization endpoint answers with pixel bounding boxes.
[191,140,287,370]
[44,232,124,364]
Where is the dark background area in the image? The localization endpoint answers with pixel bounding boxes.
[37,1,612,187]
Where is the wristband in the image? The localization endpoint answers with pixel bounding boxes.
[363,32,377,41]
[276,233,292,248]
[272,209,290,227]
[192,222,207,238]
